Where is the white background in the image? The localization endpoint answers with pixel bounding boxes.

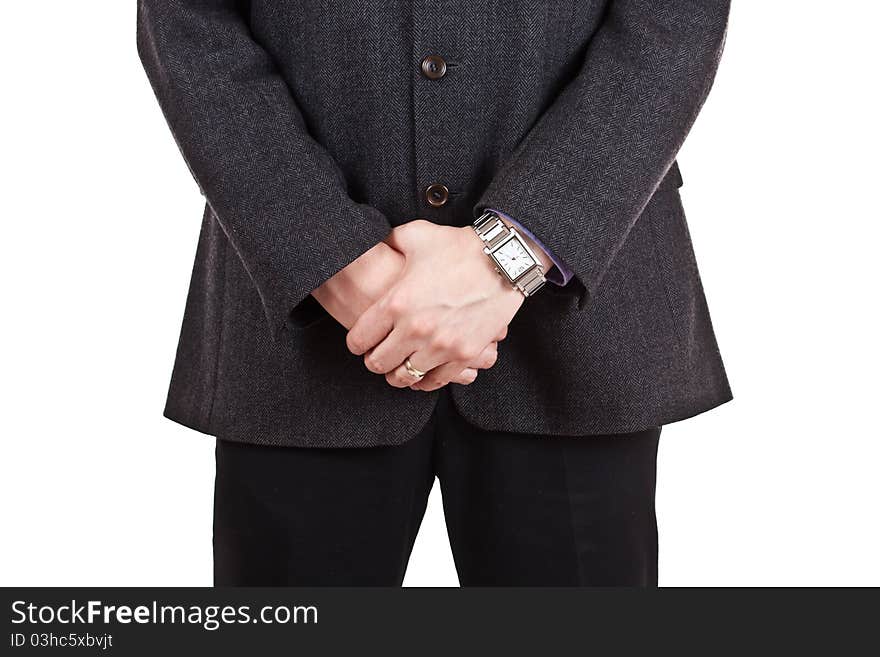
[1,1,878,586]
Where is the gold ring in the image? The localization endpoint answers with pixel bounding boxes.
[404,358,426,380]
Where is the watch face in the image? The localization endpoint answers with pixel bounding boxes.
[494,236,536,280]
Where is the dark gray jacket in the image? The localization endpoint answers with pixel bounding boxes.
[137,0,732,447]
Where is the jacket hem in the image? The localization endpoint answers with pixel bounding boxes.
[450,389,734,437]
[164,390,733,447]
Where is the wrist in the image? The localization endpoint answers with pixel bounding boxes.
[312,241,404,311]
[461,226,522,298]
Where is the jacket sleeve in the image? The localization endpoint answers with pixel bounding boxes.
[476,0,730,308]
[136,0,391,338]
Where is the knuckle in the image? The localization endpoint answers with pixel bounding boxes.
[364,353,384,373]
[458,370,477,385]
[396,219,430,245]
[383,292,408,317]
[482,349,498,368]
[393,223,412,243]
[408,315,435,338]
[452,342,477,361]
[346,333,366,355]
[431,333,454,352]
[385,371,405,387]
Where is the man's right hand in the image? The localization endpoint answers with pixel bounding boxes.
[311,241,498,387]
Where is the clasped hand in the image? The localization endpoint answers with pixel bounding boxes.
[312,220,524,390]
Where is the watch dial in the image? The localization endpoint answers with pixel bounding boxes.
[495,237,535,279]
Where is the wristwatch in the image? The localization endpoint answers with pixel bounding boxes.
[472,211,546,297]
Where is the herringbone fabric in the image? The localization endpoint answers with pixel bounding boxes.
[137,0,732,447]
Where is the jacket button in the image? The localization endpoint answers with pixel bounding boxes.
[420,55,447,80]
[425,183,449,207]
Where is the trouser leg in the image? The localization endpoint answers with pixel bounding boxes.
[436,393,660,587]
[213,423,435,586]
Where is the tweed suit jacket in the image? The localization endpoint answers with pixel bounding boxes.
[137,0,733,447]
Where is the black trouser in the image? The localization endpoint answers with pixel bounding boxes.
[213,391,660,587]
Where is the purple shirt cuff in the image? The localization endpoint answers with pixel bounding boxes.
[488,209,574,286]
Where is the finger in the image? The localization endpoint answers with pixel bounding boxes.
[363,327,417,374]
[408,358,472,392]
[449,368,479,386]
[427,360,474,390]
[385,354,433,389]
[405,339,498,391]
[346,299,393,355]
[413,330,483,377]
[364,314,435,374]
[467,342,498,370]
[495,325,508,341]
[383,335,453,387]
[412,343,496,390]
